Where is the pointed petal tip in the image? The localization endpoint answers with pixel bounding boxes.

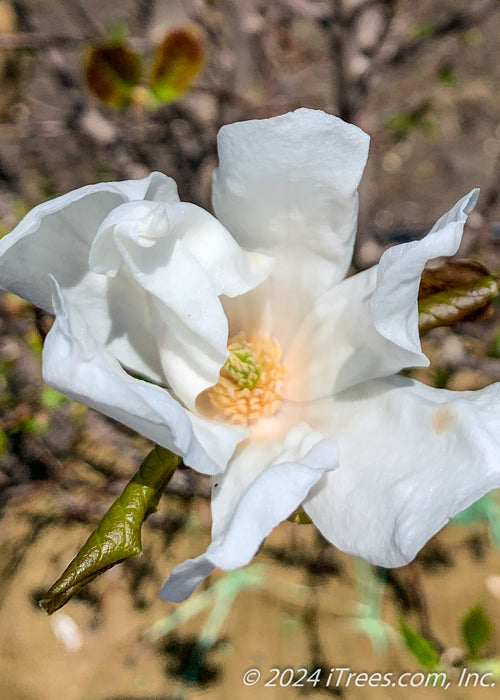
[159,556,215,603]
[45,274,66,322]
[464,188,480,214]
[158,583,187,604]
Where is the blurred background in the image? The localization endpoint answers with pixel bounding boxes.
[0,0,499,698]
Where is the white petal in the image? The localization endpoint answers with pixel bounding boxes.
[162,202,274,298]
[43,278,243,475]
[188,413,248,473]
[302,375,500,567]
[90,200,272,410]
[285,190,479,400]
[374,189,479,354]
[221,281,275,341]
[89,201,174,276]
[213,108,368,258]
[213,108,369,348]
[160,424,339,602]
[0,173,179,382]
[66,269,166,383]
[116,171,179,204]
[0,173,178,311]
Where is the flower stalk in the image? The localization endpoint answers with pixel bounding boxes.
[40,446,181,614]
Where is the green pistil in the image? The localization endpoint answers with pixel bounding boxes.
[224,348,260,390]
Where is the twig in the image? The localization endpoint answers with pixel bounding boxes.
[0,32,150,51]
[366,0,496,78]
[69,0,106,37]
[136,0,157,28]
[345,0,385,23]
[395,561,444,652]
[0,32,90,50]
[275,0,328,20]
[326,0,352,121]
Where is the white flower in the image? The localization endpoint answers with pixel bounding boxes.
[1,109,499,604]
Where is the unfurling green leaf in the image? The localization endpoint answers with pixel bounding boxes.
[150,26,207,102]
[85,43,142,107]
[400,621,440,669]
[418,260,498,334]
[40,446,181,614]
[462,605,493,659]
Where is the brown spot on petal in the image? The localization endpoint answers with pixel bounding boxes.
[432,405,457,434]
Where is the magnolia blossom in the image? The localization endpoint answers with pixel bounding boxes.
[1,109,499,604]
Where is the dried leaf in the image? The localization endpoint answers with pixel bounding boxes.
[40,446,181,614]
[150,26,206,102]
[419,260,491,299]
[418,261,498,334]
[85,43,141,107]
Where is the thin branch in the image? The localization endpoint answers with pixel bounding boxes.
[275,0,328,20]
[344,0,496,117]
[326,0,352,121]
[136,0,157,28]
[398,561,443,653]
[345,0,386,23]
[0,31,151,53]
[68,0,106,37]
[368,0,496,74]
[0,32,90,50]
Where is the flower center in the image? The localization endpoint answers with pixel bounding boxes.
[207,331,285,424]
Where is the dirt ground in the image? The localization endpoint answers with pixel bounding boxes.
[0,1,500,699]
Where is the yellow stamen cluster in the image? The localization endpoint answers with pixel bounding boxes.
[207,331,285,424]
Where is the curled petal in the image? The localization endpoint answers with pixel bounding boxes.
[0,172,178,312]
[162,202,274,299]
[373,189,479,355]
[0,173,179,382]
[302,375,500,567]
[43,278,244,475]
[160,424,339,602]
[285,190,479,400]
[90,200,272,410]
[213,108,369,348]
